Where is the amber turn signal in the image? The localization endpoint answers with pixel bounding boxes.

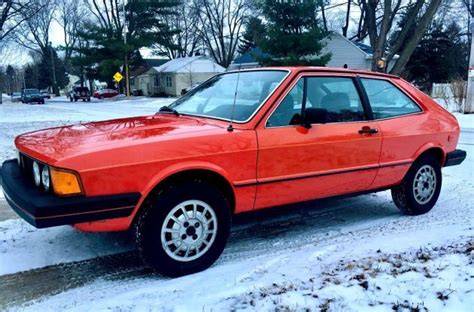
[50,167,83,196]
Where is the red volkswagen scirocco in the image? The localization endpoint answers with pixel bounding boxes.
[2,67,466,276]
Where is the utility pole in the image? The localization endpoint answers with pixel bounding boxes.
[49,42,58,96]
[123,0,130,97]
[466,1,474,113]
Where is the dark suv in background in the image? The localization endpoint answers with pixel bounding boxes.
[22,89,45,104]
[69,87,91,102]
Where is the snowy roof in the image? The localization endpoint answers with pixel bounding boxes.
[153,56,225,73]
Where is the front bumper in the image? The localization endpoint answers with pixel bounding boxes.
[444,149,467,167]
[1,159,141,228]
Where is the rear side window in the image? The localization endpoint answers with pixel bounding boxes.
[361,78,421,119]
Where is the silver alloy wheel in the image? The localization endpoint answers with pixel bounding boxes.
[161,200,218,262]
[413,165,437,205]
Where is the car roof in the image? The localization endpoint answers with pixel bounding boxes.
[225,66,400,79]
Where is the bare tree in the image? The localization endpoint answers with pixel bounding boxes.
[193,0,250,68]
[359,0,442,74]
[0,0,38,43]
[342,0,351,37]
[84,0,123,36]
[462,0,474,17]
[56,0,86,63]
[14,0,57,55]
[156,1,201,59]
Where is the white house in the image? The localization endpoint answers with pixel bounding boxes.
[229,32,398,71]
[136,56,225,96]
[322,33,398,71]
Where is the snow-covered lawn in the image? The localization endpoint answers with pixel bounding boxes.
[0,97,473,311]
[0,96,175,163]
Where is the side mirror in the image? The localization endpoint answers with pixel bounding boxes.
[302,108,327,128]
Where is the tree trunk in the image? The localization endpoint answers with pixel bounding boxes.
[390,0,442,75]
[342,0,351,37]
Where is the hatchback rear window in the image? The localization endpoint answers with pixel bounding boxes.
[361,79,421,119]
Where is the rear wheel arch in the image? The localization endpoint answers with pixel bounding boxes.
[415,147,445,167]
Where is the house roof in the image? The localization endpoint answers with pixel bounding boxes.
[353,42,373,55]
[232,47,270,65]
[153,56,225,73]
[230,33,380,65]
[144,58,168,67]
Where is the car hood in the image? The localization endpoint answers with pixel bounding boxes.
[15,114,223,164]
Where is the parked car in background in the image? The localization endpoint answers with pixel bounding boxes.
[69,87,91,102]
[40,90,51,99]
[93,88,119,99]
[2,68,466,278]
[21,89,44,104]
[11,92,22,102]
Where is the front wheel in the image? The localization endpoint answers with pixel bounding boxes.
[391,154,442,215]
[134,181,231,277]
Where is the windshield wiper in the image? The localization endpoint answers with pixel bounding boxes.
[158,105,179,116]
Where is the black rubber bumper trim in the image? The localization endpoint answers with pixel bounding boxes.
[1,159,141,228]
[444,149,467,167]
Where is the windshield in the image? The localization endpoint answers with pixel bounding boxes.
[24,89,40,95]
[75,87,89,92]
[168,70,288,122]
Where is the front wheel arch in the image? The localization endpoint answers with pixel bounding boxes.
[133,169,236,224]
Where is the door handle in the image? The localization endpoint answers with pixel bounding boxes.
[358,126,379,134]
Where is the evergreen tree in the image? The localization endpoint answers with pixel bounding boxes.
[6,65,16,93]
[37,47,69,92]
[402,22,469,91]
[72,1,178,87]
[257,0,330,66]
[238,17,266,55]
[24,65,39,89]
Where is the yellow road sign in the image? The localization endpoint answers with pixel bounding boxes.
[113,72,123,82]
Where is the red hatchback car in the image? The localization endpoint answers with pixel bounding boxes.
[2,67,466,276]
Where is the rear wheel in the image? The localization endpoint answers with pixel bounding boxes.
[391,154,442,215]
[134,181,231,277]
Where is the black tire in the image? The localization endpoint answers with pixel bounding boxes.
[134,181,232,277]
[70,97,73,102]
[391,154,442,215]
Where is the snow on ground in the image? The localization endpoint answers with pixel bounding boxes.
[0,97,473,311]
[0,219,133,275]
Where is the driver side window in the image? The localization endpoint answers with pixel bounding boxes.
[267,80,304,127]
[267,76,366,127]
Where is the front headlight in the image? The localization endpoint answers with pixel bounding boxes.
[41,166,50,191]
[32,162,41,187]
